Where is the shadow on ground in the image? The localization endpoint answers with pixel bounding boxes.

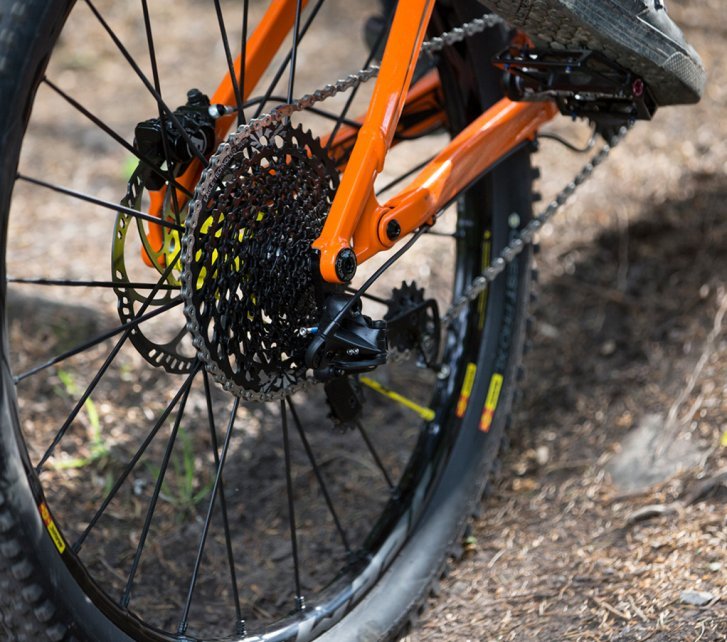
[415,170,726,641]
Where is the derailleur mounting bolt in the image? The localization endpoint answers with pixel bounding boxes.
[335,248,357,282]
[386,219,401,241]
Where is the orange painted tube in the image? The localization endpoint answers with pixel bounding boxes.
[312,0,436,282]
[144,0,306,264]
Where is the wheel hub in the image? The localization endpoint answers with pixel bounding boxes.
[181,123,339,399]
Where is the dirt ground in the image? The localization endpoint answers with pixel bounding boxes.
[408,1,727,640]
[4,0,725,641]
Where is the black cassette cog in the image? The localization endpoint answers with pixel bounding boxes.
[181,123,339,398]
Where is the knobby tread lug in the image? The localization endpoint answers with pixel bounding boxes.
[0,495,74,641]
[386,154,541,641]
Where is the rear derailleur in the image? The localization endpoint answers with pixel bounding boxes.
[305,283,440,424]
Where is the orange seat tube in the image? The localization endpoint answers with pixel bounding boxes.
[312,0,436,282]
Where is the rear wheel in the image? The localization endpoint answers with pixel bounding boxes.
[0,1,534,640]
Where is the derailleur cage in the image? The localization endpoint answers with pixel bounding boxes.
[384,281,441,368]
[493,47,657,137]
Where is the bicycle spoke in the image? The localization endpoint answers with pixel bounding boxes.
[7,277,177,290]
[359,376,435,422]
[239,0,249,127]
[177,397,240,636]
[281,399,305,611]
[83,0,209,167]
[287,398,350,553]
[16,174,185,232]
[252,0,326,119]
[214,0,245,125]
[73,366,199,552]
[140,0,182,220]
[286,0,304,106]
[15,297,182,384]
[424,228,458,238]
[325,9,392,153]
[41,79,194,201]
[244,95,361,126]
[202,372,243,633]
[355,420,394,490]
[120,366,197,608]
[32,253,183,471]
[343,287,389,305]
[376,156,435,197]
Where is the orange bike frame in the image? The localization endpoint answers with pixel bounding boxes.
[145,0,558,281]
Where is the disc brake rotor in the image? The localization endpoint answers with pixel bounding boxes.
[112,173,195,374]
[181,123,339,399]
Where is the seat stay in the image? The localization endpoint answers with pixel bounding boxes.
[312,2,557,283]
[356,98,558,264]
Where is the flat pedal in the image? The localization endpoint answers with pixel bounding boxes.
[493,47,657,133]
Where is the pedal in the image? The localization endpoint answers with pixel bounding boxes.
[493,47,657,134]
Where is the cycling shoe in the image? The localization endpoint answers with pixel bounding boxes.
[479,0,706,105]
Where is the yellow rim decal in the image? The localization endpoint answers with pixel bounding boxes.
[39,502,66,554]
[455,362,478,418]
[359,376,435,422]
[479,373,504,433]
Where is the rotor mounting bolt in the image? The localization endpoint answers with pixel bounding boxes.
[386,219,401,241]
[335,248,357,282]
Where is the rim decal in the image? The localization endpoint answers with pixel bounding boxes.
[455,363,477,418]
[479,373,503,433]
[39,502,66,554]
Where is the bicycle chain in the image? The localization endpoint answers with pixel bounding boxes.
[441,123,630,327]
[183,12,631,399]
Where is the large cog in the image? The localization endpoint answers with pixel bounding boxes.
[181,122,339,400]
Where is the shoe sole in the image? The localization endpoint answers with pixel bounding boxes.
[482,0,706,105]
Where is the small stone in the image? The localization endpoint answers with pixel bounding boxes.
[708,562,722,572]
[600,340,617,356]
[680,590,715,606]
[535,445,550,466]
[538,322,560,339]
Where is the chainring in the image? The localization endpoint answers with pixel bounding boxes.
[181,123,339,400]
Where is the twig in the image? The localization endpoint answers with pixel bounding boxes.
[488,548,506,568]
[628,595,650,624]
[591,595,631,621]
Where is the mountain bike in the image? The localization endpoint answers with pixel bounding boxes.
[0,1,654,640]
